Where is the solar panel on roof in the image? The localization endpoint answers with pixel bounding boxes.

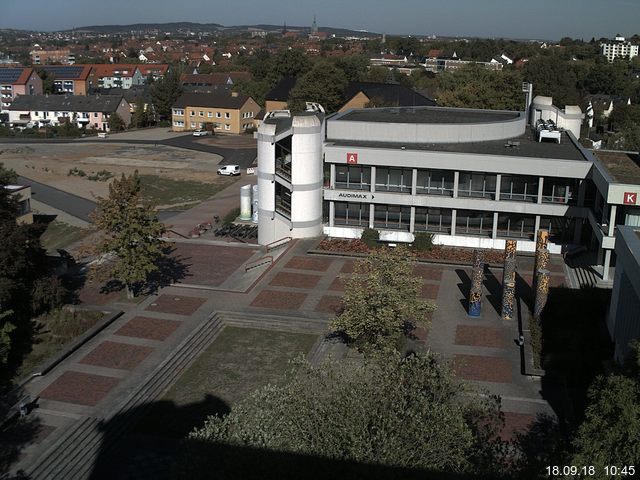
[41,66,85,79]
[0,68,24,83]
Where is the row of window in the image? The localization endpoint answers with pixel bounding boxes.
[331,202,573,241]
[333,165,575,204]
[31,111,100,118]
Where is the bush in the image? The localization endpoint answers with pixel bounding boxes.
[222,207,240,225]
[68,167,87,177]
[87,170,114,182]
[412,232,434,252]
[360,228,379,248]
[31,276,67,314]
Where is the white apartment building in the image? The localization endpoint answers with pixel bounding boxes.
[600,35,639,62]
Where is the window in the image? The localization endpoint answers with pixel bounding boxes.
[173,109,184,116]
[416,169,454,196]
[173,120,184,127]
[542,178,576,205]
[275,183,291,219]
[456,209,493,236]
[207,111,213,117]
[373,204,411,231]
[375,167,412,193]
[216,112,221,118]
[335,165,371,190]
[500,175,539,202]
[496,214,535,239]
[414,207,452,233]
[224,112,230,119]
[93,112,98,117]
[540,216,575,243]
[199,111,204,116]
[334,202,370,226]
[190,122,196,128]
[457,172,497,199]
[224,124,230,131]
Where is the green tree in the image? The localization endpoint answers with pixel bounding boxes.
[524,55,581,106]
[108,112,125,131]
[131,98,150,128]
[334,54,370,82]
[364,65,391,83]
[186,352,505,478]
[150,64,185,119]
[571,343,640,469]
[36,68,56,94]
[331,246,433,352]
[288,61,348,113]
[92,172,167,298]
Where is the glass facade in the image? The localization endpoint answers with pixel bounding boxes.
[375,167,412,193]
[373,205,411,230]
[542,178,577,205]
[457,172,497,199]
[496,214,536,239]
[334,202,370,226]
[335,165,371,190]
[415,169,454,196]
[414,207,452,233]
[456,209,494,236]
[500,175,539,202]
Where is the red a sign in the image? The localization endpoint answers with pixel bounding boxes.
[623,192,637,205]
[346,152,358,164]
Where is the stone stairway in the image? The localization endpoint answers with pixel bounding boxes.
[216,310,329,335]
[23,313,225,480]
[564,252,599,289]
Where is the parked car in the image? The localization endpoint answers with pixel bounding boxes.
[217,165,241,176]
[192,129,210,137]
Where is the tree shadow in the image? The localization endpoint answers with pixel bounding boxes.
[143,248,191,294]
[0,402,42,476]
[81,396,484,480]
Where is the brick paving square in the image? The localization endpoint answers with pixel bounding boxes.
[328,276,346,292]
[422,283,440,300]
[80,341,154,370]
[39,371,120,406]
[413,265,444,281]
[340,260,356,273]
[453,354,512,383]
[172,244,257,287]
[250,290,307,310]
[270,272,321,289]
[315,295,344,314]
[501,412,537,441]
[285,256,332,272]
[145,294,207,315]
[115,316,181,341]
[77,281,124,306]
[455,325,505,348]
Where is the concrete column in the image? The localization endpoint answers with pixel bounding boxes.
[495,174,501,201]
[409,206,415,233]
[577,179,586,206]
[330,164,336,189]
[411,168,417,196]
[608,204,617,237]
[492,212,498,239]
[534,215,541,236]
[453,171,459,198]
[537,177,544,204]
[329,201,335,227]
[370,166,376,193]
[369,203,374,228]
[603,249,611,281]
[451,209,457,236]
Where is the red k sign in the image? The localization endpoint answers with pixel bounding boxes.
[624,192,637,205]
[346,152,358,164]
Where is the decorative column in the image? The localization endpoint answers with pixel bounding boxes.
[533,269,550,321]
[501,240,517,320]
[533,229,549,292]
[468,249,485,317]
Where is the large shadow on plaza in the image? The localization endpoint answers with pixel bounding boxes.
[87,397,485,480]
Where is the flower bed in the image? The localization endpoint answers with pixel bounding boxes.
[317,239,505,265]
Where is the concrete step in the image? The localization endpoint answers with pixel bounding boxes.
[218,311,329,335]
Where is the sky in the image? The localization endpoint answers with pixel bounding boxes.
[2,0,639,41]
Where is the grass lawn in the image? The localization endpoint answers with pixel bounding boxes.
[39,220,92,253]
[136,327,318,437]
[12,309,104,383]
[139,175,236,210]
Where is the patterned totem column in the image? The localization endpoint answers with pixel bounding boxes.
[533,269,550,321]
[468,249,485,317]
[501,240,517,320]
[533,229,549,291]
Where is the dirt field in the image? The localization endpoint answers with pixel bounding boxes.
[0,143,226,200]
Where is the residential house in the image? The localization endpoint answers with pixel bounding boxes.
[172,92,260,134]
[370,54,409,67]
[340,82,436,111]
[39,65,96,95]
[5,185,33,224]
[30,48,75,65]
[93,64,145,89]
[8,94,131,131]
[586,94,632,120]
[180,72,252,88]
[137,64,169,82]
[264,76,297,112]
[0,67,42,112]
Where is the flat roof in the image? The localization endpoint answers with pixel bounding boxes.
[328,130,585,161]
[335,106,521,124]
[593,150,640,184]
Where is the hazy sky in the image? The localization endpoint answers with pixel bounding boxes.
[2,0,639,40]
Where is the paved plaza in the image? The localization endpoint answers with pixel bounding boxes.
[11,234,569,477]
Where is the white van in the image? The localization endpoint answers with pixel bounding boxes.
[217,165,241,176]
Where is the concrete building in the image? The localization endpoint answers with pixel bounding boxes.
[600,35,639,63]
[172,92,260,134]
[607,225,640,363]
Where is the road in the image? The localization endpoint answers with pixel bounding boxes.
[19,176,179,223]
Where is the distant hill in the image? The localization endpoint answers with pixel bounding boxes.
[64,21,378,38]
